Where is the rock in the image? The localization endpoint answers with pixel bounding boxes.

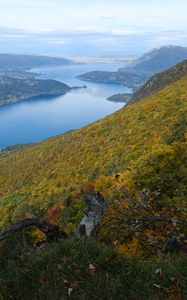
[76,192,105,238]
[162,237,180,253]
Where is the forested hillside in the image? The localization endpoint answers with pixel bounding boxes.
[131,60,187,102]
[0,75,186,228]
[0,76,71,105]
[107,59,187,103]
[0,73,186,299]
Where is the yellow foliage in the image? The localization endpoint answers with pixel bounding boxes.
[0,76,186,228]
[116,238,139,258]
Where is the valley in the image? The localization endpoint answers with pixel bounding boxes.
[0,62,128,147]
[0,50,186,300]
[78,46,187,102]
[0,0,187,298]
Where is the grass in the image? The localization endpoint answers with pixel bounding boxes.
[0,238,186,300]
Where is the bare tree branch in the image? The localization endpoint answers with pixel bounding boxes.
[0,216,68,242]
[0,192,106,243]
[102,216,187,228]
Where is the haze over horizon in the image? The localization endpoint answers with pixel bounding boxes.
[0,0,186,56]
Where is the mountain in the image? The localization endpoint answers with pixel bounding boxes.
[0,53,75,80]
[0,75,71,105]
[108,59,187,103]
[0,73,186,227]
[0,68,186,298]
[124,45,187,74]
[0,53,74,71]
[77,70,147,90]
[77,46,187,91]
[131,59,187,102]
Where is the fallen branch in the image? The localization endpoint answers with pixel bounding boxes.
[102,216,187,228]
[0,192,106,243]
[141,217,187,226]
[0,216,68,243]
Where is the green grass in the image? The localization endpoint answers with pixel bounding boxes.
[0,239,186,300]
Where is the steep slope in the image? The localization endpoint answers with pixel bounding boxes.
[131,59,187,102]
[0,144,33,156]
[0,74,186,299]
[107,59,187,103]
[127,45,187,73]
[0,75,71,105]
[0,75,186,228]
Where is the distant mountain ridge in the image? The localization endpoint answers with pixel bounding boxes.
[77,46,187,90]
[0,53,74,71]
[125,45,187,73]
[108,59,187,103]
[77,69,147,89]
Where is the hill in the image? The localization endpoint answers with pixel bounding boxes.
[0,75,71,105]
[77,46,187,91]
[0,53,74,71]
[124,45,187,74]
[131,60,187,102]
[0,72,186,299]
[0,75,186,227]
[109,59,187,103]
[77,69,147,90]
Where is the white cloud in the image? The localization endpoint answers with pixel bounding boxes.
[93,37,117,45]
[0,0,186,55]
[40,37,70,45]
[155,33,187,43]
[0,0,186,33]
[76,26,107,34]
[1,33,28,38]
[111,30,143,36]
[26,29,55,34]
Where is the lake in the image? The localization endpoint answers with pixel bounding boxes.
[0,62,130,147]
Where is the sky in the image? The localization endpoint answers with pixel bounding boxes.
[0,0,186,56]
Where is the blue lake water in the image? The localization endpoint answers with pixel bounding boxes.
[0,63,130,147]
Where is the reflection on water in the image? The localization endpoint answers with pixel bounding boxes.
[0,63,130,147]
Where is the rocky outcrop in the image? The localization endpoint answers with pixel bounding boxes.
[0,192,106,244]
[76,192,106,238]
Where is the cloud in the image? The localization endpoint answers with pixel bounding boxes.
[0,0,186,55]
[0,0,54,9]
[92,37,117,45]
[76,26,107,34]
[1,33,28,38]
[40,37,71,45]
[25,28,55,34]
[111,29,143,36]
[154,32,187,43]
[0,0,186,33]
